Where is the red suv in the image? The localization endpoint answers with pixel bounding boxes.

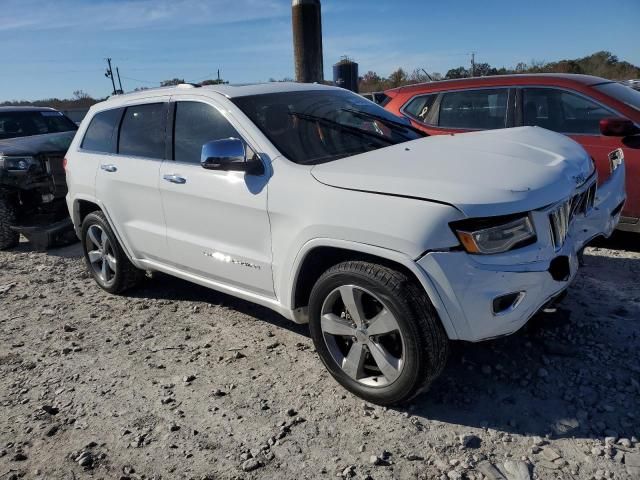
[384,74,640,231]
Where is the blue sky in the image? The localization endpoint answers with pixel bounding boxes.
[1,0,638,101]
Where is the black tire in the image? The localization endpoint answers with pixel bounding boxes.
[308,261,449,406]
[0,195,19,250]
[81,211,143,294]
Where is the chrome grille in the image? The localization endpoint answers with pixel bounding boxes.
[549,200,572,250]
[570,182,597,217]
[549,180,597,250]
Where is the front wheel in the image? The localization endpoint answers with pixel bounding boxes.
[0,195,19,250]
[81,211,143,294]
[308,261,449,406]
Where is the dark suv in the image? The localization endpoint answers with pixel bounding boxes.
[0,107,78,249]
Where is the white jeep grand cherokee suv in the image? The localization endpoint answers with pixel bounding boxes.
[65,82,625,405]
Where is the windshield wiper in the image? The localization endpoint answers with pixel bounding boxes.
[341,108,427,137]
[290,112,395,145]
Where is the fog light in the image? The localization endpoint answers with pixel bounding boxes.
[492,292,525,315]
[548,256,570,282]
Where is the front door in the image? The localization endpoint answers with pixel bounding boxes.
[158,97,274,297]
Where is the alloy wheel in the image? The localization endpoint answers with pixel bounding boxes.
[320,285,405,387]
[85,224,117,286]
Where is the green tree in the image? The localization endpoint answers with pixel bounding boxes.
[359,70,386,92]
[445,66,469,79]
[388,68,408,88]
[160,78,185,87]
[200,78,228,86]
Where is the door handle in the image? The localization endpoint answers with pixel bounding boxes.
[163,174,187,184]
[100,164,117,173]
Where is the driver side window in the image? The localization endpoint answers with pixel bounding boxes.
[173,101,241,164]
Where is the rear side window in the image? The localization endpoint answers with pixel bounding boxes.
[81,108,122,153]
[118,103,166,159]
[173,101,240,164]
[439,89,508,130]
[403,94,437,124]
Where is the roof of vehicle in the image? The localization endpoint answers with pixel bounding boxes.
[0,106,58,112]
[386,74,614,96]
[98,82,339,108]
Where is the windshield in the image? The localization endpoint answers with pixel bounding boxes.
[232,90,424,165]
[594,82,640,113]
[0,110,78,140]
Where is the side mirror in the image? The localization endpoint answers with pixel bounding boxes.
[599,117,639,137]
[201,138,263,174]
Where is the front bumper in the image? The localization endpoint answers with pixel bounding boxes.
[417,161,625,342]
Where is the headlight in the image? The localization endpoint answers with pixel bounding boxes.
[451,214,536,254]
[0,155,35,171]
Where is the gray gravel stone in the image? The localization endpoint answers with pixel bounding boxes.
[241,458,262,472]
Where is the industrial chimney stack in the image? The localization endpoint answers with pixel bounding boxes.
[292,0,324,83]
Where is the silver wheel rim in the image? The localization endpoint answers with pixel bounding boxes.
[85,225,117,287]
[320,285,405,387]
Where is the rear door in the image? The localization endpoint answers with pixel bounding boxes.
[94,98,169,261]
[402,88,514,135]
[517,87,637,218]
[159,96,274,297]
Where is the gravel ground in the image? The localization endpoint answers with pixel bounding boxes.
[0,234,639,480]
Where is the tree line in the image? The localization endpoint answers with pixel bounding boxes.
[0,78,229,110]
[2,51,637,106]
[358,51,640,93]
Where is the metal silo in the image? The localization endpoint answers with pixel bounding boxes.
[333,57,359,93]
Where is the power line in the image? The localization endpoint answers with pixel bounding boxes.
[120,71,224,86]
[120,75,161,85]
[187,71,221,83]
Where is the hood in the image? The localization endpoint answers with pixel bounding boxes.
[0,131,75,157]
[310,127,594,218]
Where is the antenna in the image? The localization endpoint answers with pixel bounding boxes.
[420,68,433,82]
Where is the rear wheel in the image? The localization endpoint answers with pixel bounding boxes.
[81,211,143,294]
[0,195,19,250]
[308,261,449,406]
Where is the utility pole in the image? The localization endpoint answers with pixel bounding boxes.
[116,67,124,93]
[470,52,476,77]
[104,58,117,95]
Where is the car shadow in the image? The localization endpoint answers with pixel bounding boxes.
[126,272,311,338]
[400,252,639,442]
[9,236,82,258]
[592,230,640,253]
[32,239,639,442]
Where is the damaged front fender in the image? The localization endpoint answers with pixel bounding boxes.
[573,148,626,248]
